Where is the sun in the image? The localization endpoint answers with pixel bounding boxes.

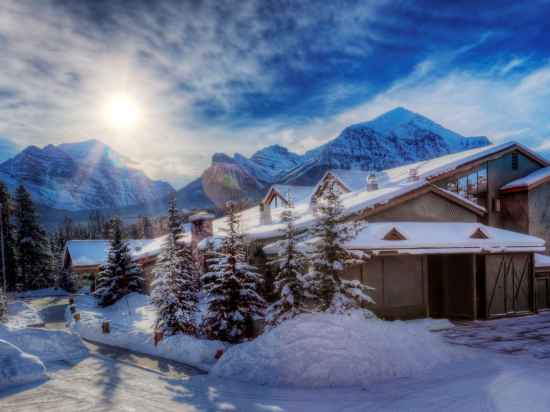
[103,93,141,130]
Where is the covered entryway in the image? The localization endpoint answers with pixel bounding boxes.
[428,254,476,319]
[536,277,550,310]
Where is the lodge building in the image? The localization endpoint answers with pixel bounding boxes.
[64,141,550,321]
[213,141,550,320]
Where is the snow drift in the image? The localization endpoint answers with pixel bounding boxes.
[0,326,88,363]
[68,293,226,371]
[6,300,44,328]
[212,311,465,387]
[0,339,47,389]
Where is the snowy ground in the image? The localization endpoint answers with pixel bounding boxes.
[67,293,226,371]
[3,298,550,411]
[0,295,87,391]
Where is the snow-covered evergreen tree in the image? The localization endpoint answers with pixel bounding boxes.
[151,196,198,336]
[14,185,54,290]
[0,182,17,291]
[266,198,307,328]
[94,217,144,307]
[0,289,7,323]
[201,202,266,343]
[305,181,374,313]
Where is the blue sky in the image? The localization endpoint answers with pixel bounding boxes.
[1,0,550,187]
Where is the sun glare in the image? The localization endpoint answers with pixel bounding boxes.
[103,94,141,130]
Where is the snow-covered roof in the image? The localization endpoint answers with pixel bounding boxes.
[65,235,179,267]
[501,166,550,192]
[326,169,372,192]
[535,253,550,269]
[213,142,541,241]
[189,211,216,222]
[344,223,544,253]
[263,184,314,205]
[264,222,545,255]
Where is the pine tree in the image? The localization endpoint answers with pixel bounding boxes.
[0,182,17,291]
[266,199,307,328]
[151,196,198,336]
[141,216,154,239]
[0,289,7,323]
[201,202,266,343]
[305,181,374,313]
[94,217,145,307]
[14,185,54,290]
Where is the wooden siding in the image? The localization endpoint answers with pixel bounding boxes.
[342,255,428,320]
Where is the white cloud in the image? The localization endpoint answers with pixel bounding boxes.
[0,0,387,187]
[260,57,550,159]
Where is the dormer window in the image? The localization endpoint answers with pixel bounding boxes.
[470,227,489,239]
[383,227,407,241]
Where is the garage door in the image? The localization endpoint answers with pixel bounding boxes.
[486,254,532,317]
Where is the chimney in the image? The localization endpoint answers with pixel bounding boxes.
[367,173,378,191]
[259,202,272,225]
[310,196,319,215]
[189,211,215,251]
[408,167,419,182]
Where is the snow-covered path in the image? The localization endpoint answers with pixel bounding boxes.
[3,346,550,412]
[3,298,550,411]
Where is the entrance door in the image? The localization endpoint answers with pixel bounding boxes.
[536,277,550,310]
[486,254,532,317]
[428,255,475,319]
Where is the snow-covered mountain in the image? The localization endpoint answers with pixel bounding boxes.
[281,107,490,185]
[0,139,174,211]
[177,107,490,208]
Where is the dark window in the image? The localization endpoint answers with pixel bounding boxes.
[512,153,519,170]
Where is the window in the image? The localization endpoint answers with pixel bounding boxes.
[439,162,488,206]
[512,153,519,170]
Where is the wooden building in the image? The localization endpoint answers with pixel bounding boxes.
[214,141,550,320]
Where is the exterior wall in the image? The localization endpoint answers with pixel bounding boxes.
[368,191,479,223]
[488,151,541,227]
[342,255,428,319]
[500,191,529,234]
[528,183,550,254]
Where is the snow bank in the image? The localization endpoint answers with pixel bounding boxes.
[0,339,47,389]
[211,311,467,388]
[68,293,226,371]
[6,300,44,328]
[0,326,88,363]
[16,287,70,298]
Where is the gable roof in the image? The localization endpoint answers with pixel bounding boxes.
[64,234,192,267]
[213,141,543,241]
[500,166,550,193]
[262,184,314,206]
[344,222,545,253]
[263,222,545,255]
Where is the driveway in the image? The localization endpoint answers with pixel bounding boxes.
[442,311,550,359]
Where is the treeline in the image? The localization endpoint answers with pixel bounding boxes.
[54,212,168,241]
[0,180,168,292]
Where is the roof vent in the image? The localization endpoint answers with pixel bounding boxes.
[383,227,407,241]
[470,227,489,239]
[408,168,419,182]
[367,173,379,191]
